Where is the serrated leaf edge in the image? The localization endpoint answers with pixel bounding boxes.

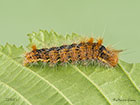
[0,51,73,105]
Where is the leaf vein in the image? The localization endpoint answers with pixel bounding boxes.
[71,65,112,105]
[0,51,73,105]
[0,80,32,105]
[118,63,140,94]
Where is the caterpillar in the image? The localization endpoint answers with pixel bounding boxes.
[24,38,122,67]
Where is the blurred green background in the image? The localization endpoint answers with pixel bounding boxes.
[0,0,140,63]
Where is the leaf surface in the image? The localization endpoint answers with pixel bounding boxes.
[0,30,140,105]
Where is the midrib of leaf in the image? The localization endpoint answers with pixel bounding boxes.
[71,65,112,105]
[27,31,140,105]
[0,80,32,105]
[118,63,140,94]
[0,51,73,105]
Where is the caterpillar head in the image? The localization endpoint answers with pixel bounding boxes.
[98,45,122,67]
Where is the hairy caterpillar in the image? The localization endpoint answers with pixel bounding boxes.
[24,38,122,67]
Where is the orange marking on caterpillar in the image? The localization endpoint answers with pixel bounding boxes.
[24,37,122,67]
[88,37,94,44]
[32,45,37,51]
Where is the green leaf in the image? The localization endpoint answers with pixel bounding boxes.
[0,30,140,105]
